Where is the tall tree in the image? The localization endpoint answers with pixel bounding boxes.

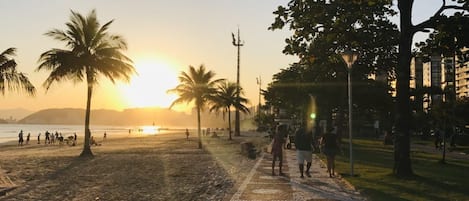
[0,48,36,96]
[37,10,136,157]
[394,0,469,176]
[269,0,398,140]
[271,0,469,177]
[168,65,224,148]
[210,81,250,140]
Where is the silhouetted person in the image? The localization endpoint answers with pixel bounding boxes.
[185,129,189,140]
[74,133,77,146]
[45,131,50,144]
[37,133,41,144]
[18,130,24,146]
[434,129,442,150]
[103,132,107,141]
[322,128,340,178]
[271,125,286,176]
[26,133,30,145]
[295,124,313,178]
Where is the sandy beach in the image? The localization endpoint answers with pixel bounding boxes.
[0,131,266,201]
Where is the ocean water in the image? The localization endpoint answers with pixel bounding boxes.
[0,124,186,144]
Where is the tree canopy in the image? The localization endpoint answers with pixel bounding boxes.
[268,0,397,133]
[270,0,469,177]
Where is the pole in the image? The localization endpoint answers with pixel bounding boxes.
[232,27,244,136]
[348,66,354,176]
[257,76,261,118]
[452,52,457,148]
[341,50,358,176]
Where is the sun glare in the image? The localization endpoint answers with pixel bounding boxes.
[141,125,160,135]
[119,59,179,108]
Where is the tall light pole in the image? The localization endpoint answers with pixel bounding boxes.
[232,28,244,136]
[256,76,262,118]
[341,50,358,176]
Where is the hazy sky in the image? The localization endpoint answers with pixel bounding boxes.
[0,0,442,113]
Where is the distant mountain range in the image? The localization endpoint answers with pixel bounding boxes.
[16,107,254,128]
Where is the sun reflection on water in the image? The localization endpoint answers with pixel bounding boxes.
[140,126,160,135]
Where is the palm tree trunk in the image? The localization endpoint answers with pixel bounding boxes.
[80,82,94,157]
[197,105,202,149]
[228,109,232,140]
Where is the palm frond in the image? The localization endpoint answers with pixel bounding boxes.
[0,48,16,58]
[0,48,36,96]
[38,9,135,91]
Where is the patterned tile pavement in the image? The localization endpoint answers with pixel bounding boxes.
[230,149,365,201]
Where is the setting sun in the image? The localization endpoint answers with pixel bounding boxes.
[119,59,179,108]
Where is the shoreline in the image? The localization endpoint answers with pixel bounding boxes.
[0,124,196,145]
[0,129,189,147]
[0,131,264,200]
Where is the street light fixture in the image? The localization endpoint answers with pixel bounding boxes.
[341,50,358,176]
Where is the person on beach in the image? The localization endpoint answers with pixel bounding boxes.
[51,132,56,144]
[18,130,24,146]
[321,127,340,178]
[58,133,64,144]
[74,133,77,145]
[295,124,313,178]
[103,132,107,141]
[185,128,190,140]
[271,124,286,176]
[54,131,59,144]
[45,131,50,144]
[26,133,30,145]
[90,135,101,146]
[37,133,41,144]
[90,136,96,146]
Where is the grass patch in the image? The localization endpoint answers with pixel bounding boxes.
[330,138,469,201]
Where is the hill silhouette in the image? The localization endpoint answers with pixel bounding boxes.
[18,107,234,128]
[0,108,33,120]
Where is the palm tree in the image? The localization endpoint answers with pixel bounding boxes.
[210,81,250,140]
[168,65,224,148]
[37,10,135,157]
[0,48,36,96]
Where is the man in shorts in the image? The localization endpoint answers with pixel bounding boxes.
[295,124,313,178]
[271,124,287,176]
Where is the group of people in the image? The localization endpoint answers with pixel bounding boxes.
[17,130,29,146]
[18,130,78,146]
[270,122,340,178]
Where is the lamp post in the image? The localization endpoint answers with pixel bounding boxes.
[341,50,358,176]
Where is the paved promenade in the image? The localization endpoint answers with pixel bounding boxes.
[230,148,365,201]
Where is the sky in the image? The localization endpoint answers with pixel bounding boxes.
[0,0,443,114]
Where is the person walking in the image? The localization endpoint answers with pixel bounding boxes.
[434,129,442,150]
[295,124,313,178]
[37,133,41,144]
[185,128,190,140]
[45,131,50,144]
[271,124,287,176]
[26,133,30,145]
[18,130,24,146]
[321,127,340,178]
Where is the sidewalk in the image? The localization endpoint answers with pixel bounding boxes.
[230,148,365,201]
